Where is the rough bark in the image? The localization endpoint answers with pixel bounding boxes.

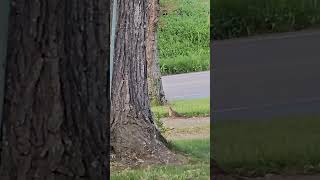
[111,0,178,165]
[146,0,167,106]
[0,0,110,179]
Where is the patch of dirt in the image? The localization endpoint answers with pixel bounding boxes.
[161,117,210,140]
[162,117,210,129]
[164,125,210,140]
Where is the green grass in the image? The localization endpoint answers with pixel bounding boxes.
[152,98,210,118]
[159,0,210,75]
[211,0,320,40]
[212,114,320,176]
[111,139,210,180]
[160,52,209,76]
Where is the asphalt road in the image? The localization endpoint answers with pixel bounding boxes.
[162,71,210,100]
[212,30,320,120]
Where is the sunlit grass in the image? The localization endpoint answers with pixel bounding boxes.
[159,0,210,75]
[152,98,210,118]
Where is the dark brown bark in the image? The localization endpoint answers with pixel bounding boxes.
[146,0,167,106]
[0,0,110,179]
[211,159,226,176]
[111,0,178,165]
[0,0,10,135]
[212,159,243,180]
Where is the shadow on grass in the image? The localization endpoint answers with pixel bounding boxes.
[212,114,320,177]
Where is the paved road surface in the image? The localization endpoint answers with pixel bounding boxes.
[162,71,210,100]
[212,30,320,120]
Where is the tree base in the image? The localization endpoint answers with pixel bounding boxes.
[111,105,182,166]
[111,151,186,168]
[211,160,247,180]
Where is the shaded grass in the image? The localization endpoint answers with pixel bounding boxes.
[211,0,320,40]
[152,98,210,118]
[159,0,210,75]
[170,139,210,159]
[111,139,210,180]
[212,114,320,176]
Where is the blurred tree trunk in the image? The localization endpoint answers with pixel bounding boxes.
[0,0,110,179]
[111,0,177,164]
[212,159,226,176]
[0,0,10,138]
[146,0,167,106]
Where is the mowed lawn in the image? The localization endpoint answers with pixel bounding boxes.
[212,114,320,177]
[152,98,210,118]
[111,139,210,180]
[158,0,210,75]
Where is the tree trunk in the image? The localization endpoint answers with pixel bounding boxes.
[211,159,226,176]
[146,0,167,106]
[0,0,10,137]
[0,1,110,179]
[111,0,178,165]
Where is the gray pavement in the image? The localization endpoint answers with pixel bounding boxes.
[162,71,210,100]
[162,30,320,120]
[212,30,320,120]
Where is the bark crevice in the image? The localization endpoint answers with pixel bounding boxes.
[111,0,181,166]
[0,0,110,179]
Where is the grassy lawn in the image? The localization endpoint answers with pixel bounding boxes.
[111,139,210,180]
[152,98,210,118]
[159,0,210,75]
[212,0,320,40]
[212,114,320,177]
[160,52,209,76]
